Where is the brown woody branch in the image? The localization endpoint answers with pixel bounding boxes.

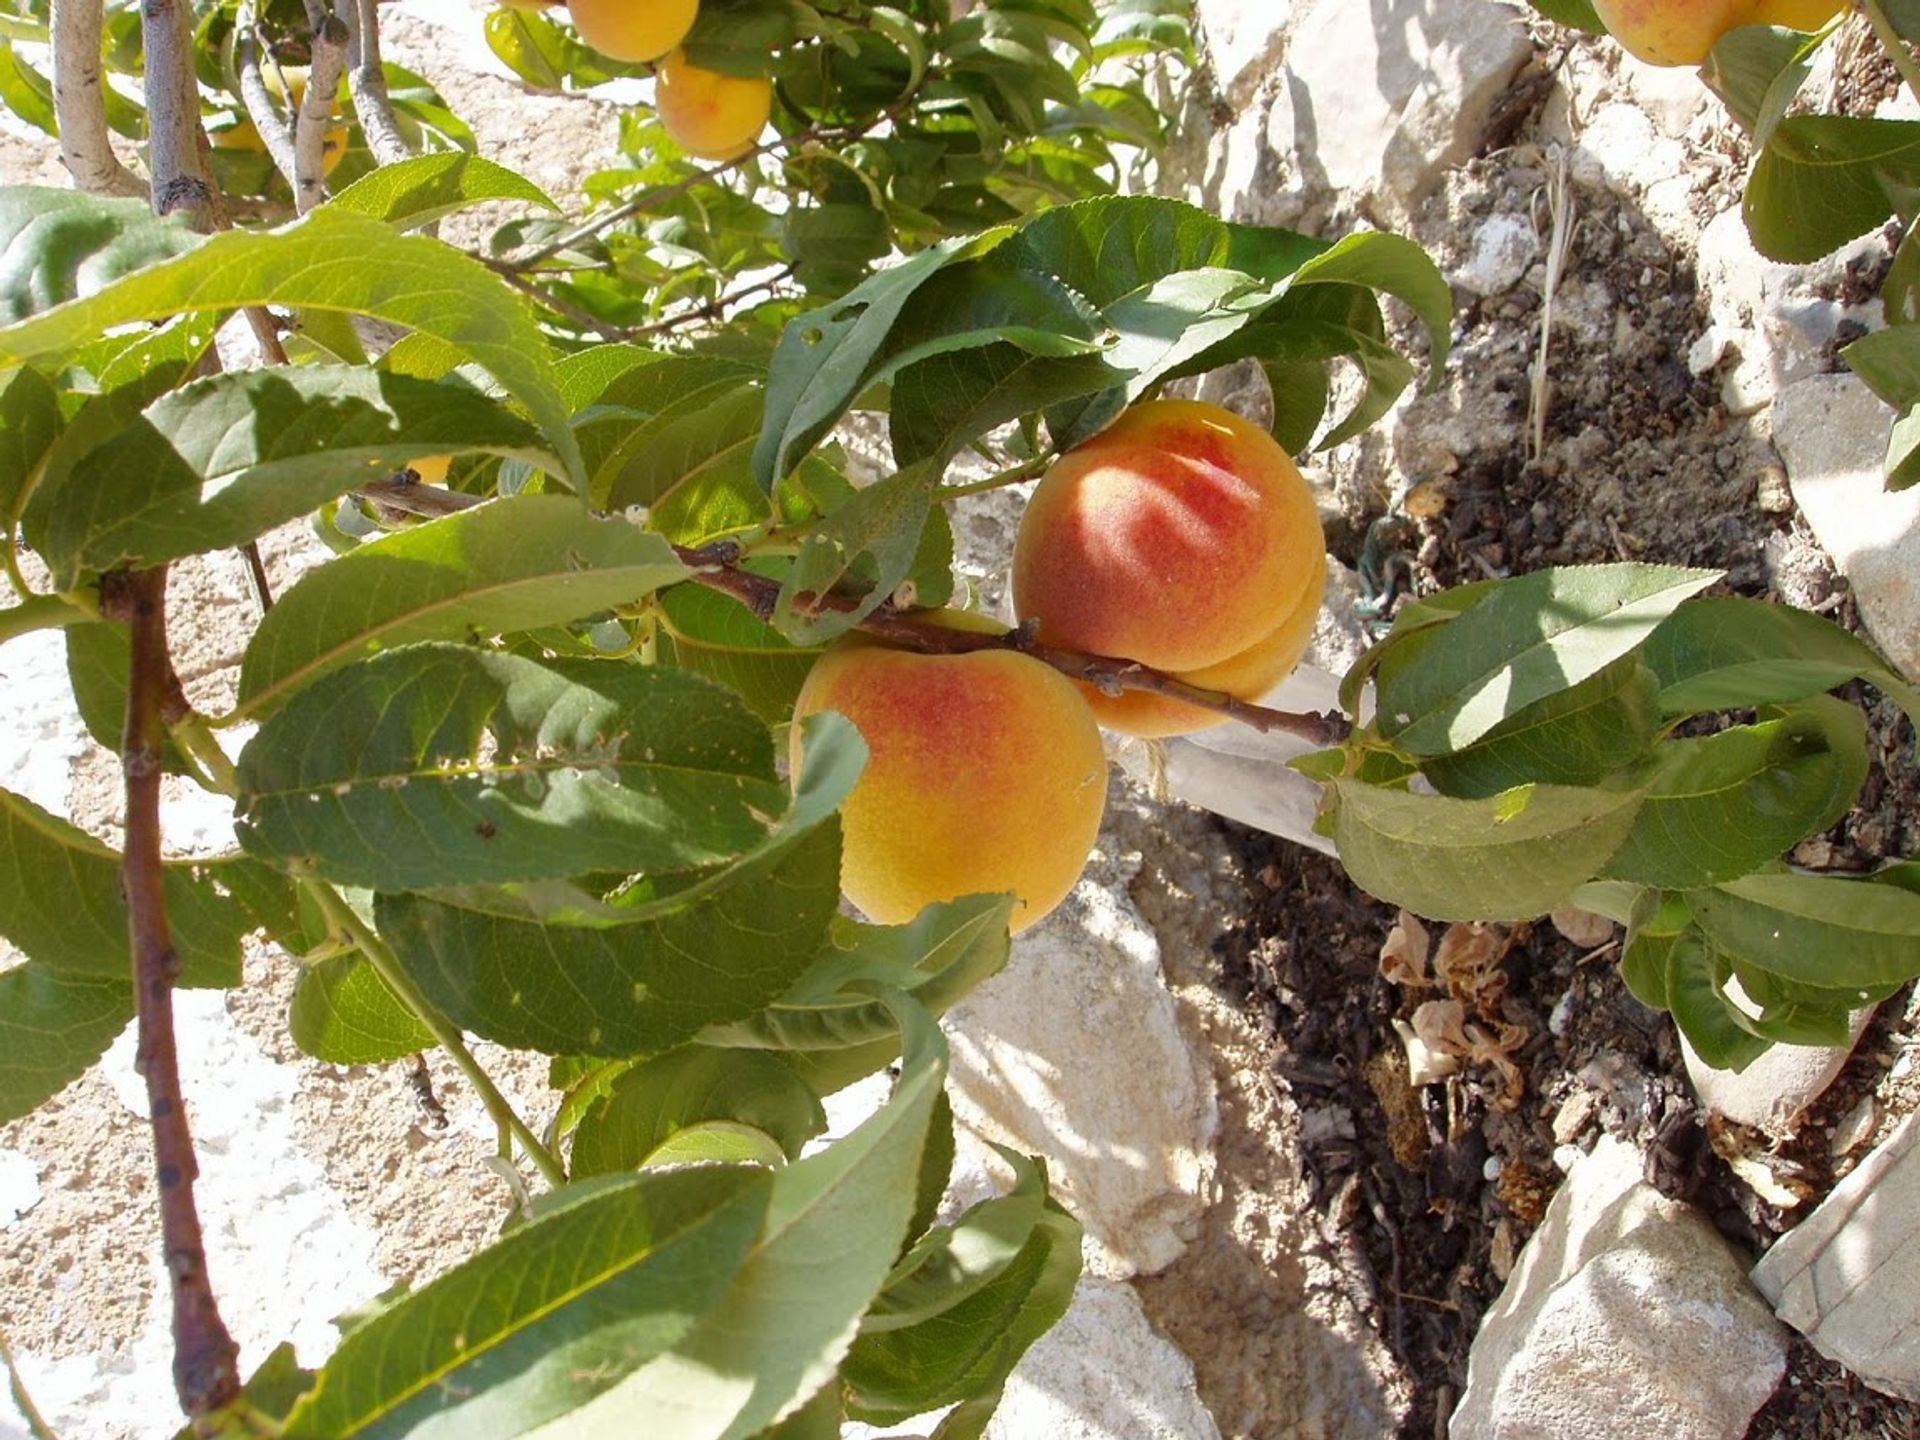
[104,568,241,1420]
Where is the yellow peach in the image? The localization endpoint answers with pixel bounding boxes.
[567,0,698,63]
[1590,0,1751,64]
[1012,398,1326,738]
[790,619,1107,934]
[1746,0,1849,31]
[655,49,773,161]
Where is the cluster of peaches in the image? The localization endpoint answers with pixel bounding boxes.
[1590,0,1848,66]
[566,0,772,160]
[794,400,1328,936]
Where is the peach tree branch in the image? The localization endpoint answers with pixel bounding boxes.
[49,0,143,196]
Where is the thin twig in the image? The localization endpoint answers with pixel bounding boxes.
[1526,150,1573,462]
[0,1325,60,1440]
[339,0,410,166]
[1864,0,1920,111]
[236,9,299,191]
[301,881,569,1188]
[104,568,242,1420]
[624,264,797,340]
[674,542,1351,744]
[483,260,629,342]
[49,0,143,196]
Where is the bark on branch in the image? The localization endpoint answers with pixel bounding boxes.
[340,0,411,166]
[106,568,241,1420]
[49,0,144,196]
[140,0,217,228]
[294,1,349,212]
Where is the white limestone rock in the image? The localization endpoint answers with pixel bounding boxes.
[1775,376,1920,681]
[1753,1108,1920,1400]
[1191,0,1291,104]
[943,861,1217,1280]
[1682,1007,1874,1138]
[986,1278,1224,1440]
[1452,1137,1787,1440]
[1282,0,1531,218]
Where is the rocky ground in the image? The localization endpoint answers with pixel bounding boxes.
[2,2,1918,1439]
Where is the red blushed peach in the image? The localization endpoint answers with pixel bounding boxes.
[655,50,773,161]
[790,620,1107,935]
[1012,398,1326,739]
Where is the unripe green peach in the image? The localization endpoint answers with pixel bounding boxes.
[655,49,773,161]
[1012,398,1326,738]
[790,618,1107,935]
[567,0,697,62]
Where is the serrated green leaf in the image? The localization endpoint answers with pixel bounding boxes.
[0,365,59,524]
[1619,921,1674,1011]
[282,1166,773,1439]
[0,187,201,324]
[571,1048,827,1177]
[1327,777,1646,922]
[28,367,555,588]
[1422,656,1662,799]
[1691,871,1920,991]
[1745,116,1917,265]
[774,461,938,645]
[0,787,276,988]
[1525,0,1603,33]
[583,992,949,1439]
[0,961,134,1124]
[288,954,435,1066]
[1376,564,1720,756]
[0,206,582,482]
[702,893,1016,1058]
[235,494,689,717]
[326,153,558,230]
[655,581,824,724]
[237,646,787,891]
[1602,699,1866,888]
[1639,595,1920,730]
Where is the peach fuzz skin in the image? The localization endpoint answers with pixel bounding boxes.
[656,51,774,161]
[790,624,1107,936]
[1593,0,1846,66]
[1012,398,1325,738]
[566,0,697,63]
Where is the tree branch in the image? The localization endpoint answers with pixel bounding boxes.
[139,0,217,228]
[49,0,144,196]
[235,10,300,191]
[339,0,411,166]
[104,567,241,1420]
[294,1,348,213]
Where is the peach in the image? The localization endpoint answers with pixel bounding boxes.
[215,66,349,175]
[790,618,1107,935]
[1592,0,1846,66]
[655,50,773,161]
[1012,398,1326,738]
[1747,0,1849,31]
[567,0,697,63]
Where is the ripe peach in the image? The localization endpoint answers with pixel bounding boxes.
[567,0,697,63]
[1592,0,1846,66]
[1746,0,1849,32]
[1012,399,1326,738]
[790,618,1107,935]
[655,50,773,161]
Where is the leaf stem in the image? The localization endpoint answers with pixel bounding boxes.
[0,593,93,646]
[937,452,1053,499]
[1864,0,1920,111]
[299,880,570,1189]
[107,566,242,1420]
[0,1325,60,1440]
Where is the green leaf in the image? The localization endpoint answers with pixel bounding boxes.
[1525,0,1604,33]
[0,787,276,988]
[237,646,788,890]
[571,1048,827,1176]
[591,992,949,1439]
[282,1166,774,1439]
[1421,656,1662,799]
[64,621,195,776]
[1602,699,1867,888]
[702,894,1016,1060]
[1326,777,1647,922]
[0,187,201,325]
[0,962,133,1124]
[1702,23,1818,143]
[1842,325,1920,490]
[1618,919,1674,1011]
[288,954,435,1066]
[1665,929,1769,1073]
[0,206,583,483]
[655,582,824,724]
[1639,595,1920,730]
[1376,564,1720,756]
[774,461,938,645]
[326,153,558,230]
[28,367,555,588]
[1691,871,1920,991]
[1745,116,1917,265]
[0,365,60,525]
[235,494,689,717]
